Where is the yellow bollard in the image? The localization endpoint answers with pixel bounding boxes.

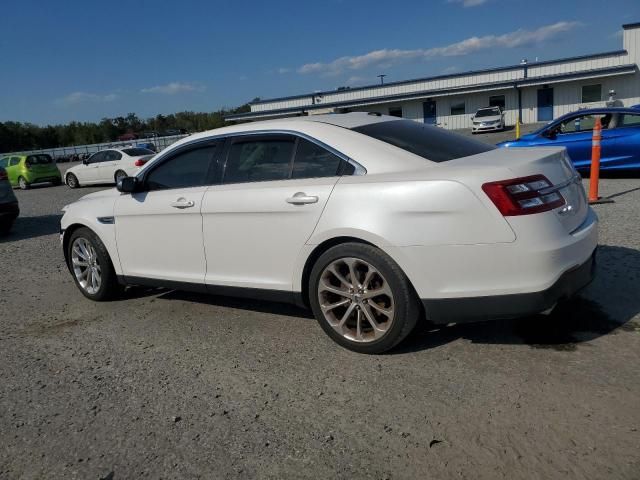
[515,120,521,140]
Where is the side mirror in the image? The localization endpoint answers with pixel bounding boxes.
[117,176,140,193]
[542,129,556,140]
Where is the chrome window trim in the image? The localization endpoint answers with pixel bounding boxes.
[147,129,367,176]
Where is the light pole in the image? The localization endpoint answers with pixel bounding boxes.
[377,74,387,85]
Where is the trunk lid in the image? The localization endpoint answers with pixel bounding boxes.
[446,146,588,234]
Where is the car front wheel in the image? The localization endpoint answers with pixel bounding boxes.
[67,227,121,301]
[309,243,420,354]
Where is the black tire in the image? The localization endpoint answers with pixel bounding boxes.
[53,177,63,186]
[114,170,127,184]
[309,242,420,354]
[66,173,79,189]
[18,177,29,190]
[67,227,122,301]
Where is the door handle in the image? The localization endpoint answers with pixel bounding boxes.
[170,198,195,209]
[286,192,319,205]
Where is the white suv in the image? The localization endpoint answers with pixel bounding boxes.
[61,113,597,353]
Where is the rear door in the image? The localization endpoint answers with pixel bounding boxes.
[201,134,349,292]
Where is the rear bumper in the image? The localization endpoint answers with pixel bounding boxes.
[422,249,596,324]
[0,201,19,221]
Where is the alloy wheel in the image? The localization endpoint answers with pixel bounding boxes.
[317,257,395,343]
[71,238,102,295]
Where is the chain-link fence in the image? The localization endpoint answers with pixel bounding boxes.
[1,134,190,161]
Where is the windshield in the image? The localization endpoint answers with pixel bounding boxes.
[475,108,501,117]
[26,154,53,165]
[352,120,494,162]
[122,148,154,156]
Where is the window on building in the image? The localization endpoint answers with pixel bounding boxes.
[489,95,506,110]
[450,101,465,116]
[388,107,403,118]
[581,84,602,103]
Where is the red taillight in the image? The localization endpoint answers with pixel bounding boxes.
[134,158,147,167]
[482,175,565,216]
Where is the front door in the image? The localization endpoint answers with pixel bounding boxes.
[537,88,554,121]
[80,152,105,183]
[114,142,219,284]
[96,150,122,183]
[201,135,347,292]
[423,100,437,125]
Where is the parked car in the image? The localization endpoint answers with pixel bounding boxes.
[0,167,19,235]
[471,106,505,133]
[64,147,155,188]
[60,113,597,354]
[0,153,62,189]
[498,107,640,171]
[136,142,157,152]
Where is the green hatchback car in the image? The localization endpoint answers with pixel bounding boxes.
[0,154,62,189]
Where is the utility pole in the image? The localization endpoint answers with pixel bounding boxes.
[377,74,387,85]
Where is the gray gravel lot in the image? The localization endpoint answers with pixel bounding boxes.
[1,165,639,478]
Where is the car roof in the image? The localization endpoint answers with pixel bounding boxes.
[558,107,640,118]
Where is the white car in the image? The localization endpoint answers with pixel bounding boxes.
[472,106,505,133]
[60,113,597,353]
[65,147,155,188]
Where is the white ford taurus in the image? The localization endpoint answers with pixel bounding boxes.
[60,113,597,353]
[65,147,155,188]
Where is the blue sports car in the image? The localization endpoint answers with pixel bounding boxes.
[498,107,640,171]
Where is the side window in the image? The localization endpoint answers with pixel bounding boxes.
[619,114,640,128]
[223,137,295,184]
[292,139,343,179]
[145,145,216,191]
[560,113,612,133]
[10,157,20,166]
[89,152,105,164]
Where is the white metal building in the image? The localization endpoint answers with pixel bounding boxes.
[227,22,640,129]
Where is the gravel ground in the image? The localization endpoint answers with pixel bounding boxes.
[1,167,639,479]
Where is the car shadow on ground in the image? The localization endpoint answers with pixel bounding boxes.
[149,245,640,353]
[0,214,62,243]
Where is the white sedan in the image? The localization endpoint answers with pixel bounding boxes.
[65,147,155,188]
[472,106,505,133]
[60,113,597,353]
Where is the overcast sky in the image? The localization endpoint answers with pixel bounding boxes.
[1,0,638,125]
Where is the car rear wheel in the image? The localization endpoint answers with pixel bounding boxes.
[0,221,13,236]
[67,227,121,301]
[18,177,29,190]
[309,243,420,354]
[66,173,79,189]
[114,170,127,184]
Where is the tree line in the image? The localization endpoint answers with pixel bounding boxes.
[0,103,252,153]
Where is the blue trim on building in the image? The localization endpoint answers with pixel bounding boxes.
[227,65,637,121]
[249,50,628,107]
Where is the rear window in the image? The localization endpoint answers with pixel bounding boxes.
[26,154,53,165]
[352,120,494,162]
[122,148,154,156]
